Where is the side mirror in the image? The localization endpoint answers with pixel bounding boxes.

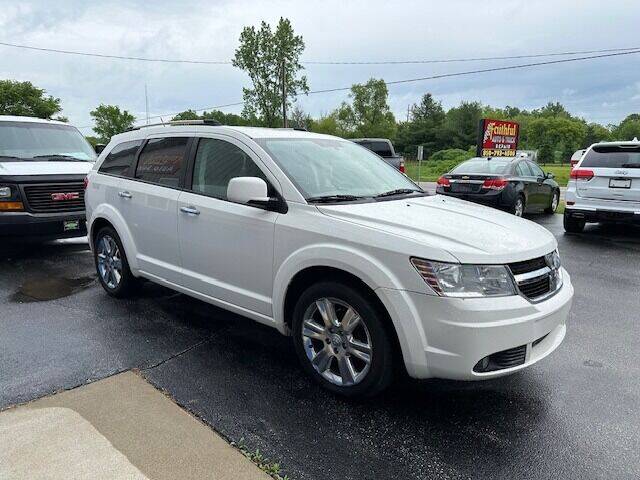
[545,172,555,179]
[94,144,106,154]
[227,177,270,205]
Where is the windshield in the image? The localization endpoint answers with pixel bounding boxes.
[451,158,511,174]
[0,121,96,161]
[581,146,640,168]
[256,137,419,200]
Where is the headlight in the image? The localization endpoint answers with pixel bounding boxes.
[411,258,516,298]
[545,249,563,291]
[0,184,24,211]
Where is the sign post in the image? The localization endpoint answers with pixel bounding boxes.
[417,145,424,183]
[476,119,519,157]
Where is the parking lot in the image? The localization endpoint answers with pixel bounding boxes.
[1,214,639,480]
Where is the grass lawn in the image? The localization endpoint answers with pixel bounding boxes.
[406,161,572,187]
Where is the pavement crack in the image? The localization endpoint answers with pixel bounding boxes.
[140,335,217,372]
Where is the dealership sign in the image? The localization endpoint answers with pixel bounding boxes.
[476,119,520,157]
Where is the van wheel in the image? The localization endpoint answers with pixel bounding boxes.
[563,212,585,233]
[94,226,138,297]
[545,190,560,214]
[291,281,394,397]
[512,195,525,217]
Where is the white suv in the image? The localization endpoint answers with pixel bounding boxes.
[565,139,640,232]
[85,121,573,396]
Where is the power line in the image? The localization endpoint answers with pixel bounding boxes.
[1,40,639,66]
[78,48,640,130]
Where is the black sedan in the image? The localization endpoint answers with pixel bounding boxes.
[435,157,560,216]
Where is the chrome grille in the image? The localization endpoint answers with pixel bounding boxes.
[508,256,556,301]
[23,182,85,213]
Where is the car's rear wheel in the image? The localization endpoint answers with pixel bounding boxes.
[545,190,560,214]
[94,226,138,297]
[563,212,585,233]
[291,281,394,397]
[512,195,525,217]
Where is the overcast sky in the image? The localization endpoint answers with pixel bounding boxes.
[1,0,639,134]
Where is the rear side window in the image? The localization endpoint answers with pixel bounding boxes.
[516,162,532,176]
[581,146,640,168]
[368,141,393,157]
[135,137,189,187]
[192,138,267,200]
[98,140,142,177]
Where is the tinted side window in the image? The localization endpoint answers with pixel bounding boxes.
[369,141,393,157]
[192,138,266,200]
[135,137,188,187]
[98,140,142,177]
[515,162,531,176]
[528,161,544,177]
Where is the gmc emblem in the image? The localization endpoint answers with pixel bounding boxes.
[51,192,80,201]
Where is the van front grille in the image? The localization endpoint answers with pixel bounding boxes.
[23,182,85,213]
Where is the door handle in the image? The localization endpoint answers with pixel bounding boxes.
[180,206,200,216]
[118,191,132,199]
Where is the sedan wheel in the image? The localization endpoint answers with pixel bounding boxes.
[514,197,525,217]
[301,298,372,387]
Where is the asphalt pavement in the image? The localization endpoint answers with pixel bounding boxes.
[1,215,639,479]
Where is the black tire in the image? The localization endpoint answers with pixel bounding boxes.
[93,226,138,298]
[545,190,560,214]
[291,281,394,397]
[512,194,526,217]
[563,211,585,233]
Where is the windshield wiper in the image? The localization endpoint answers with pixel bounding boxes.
[307,194,364,203]
[31,154,85,162]
[0,155,26,161]
[374,188,422,198]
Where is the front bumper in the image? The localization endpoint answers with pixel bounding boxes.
[378,268,573,380]
[0,211,87,240]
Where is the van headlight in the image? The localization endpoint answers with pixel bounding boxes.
[410,258,516,297]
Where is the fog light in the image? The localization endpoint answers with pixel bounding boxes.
[474,356,490,372]
[0,201,24,211]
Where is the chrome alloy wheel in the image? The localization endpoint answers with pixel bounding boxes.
[301,297,372,386]
[514,197,524,217]
[96,235,123,289]
[551,191,559,212]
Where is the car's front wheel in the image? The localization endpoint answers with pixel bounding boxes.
[291,281,394,397]
[94,226,138,297]
[512,195,525,217]
[545,190,560,214]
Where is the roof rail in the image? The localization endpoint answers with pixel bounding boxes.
[127,119,222,131]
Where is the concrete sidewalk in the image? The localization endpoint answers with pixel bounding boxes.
[0,371,270,480]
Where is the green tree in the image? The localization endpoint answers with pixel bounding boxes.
[445,101,483,149]
[0,80,61,118]
[335,78,397,138]
[232,17,308,127]
[584,123,611,147]
[90,104,135,143]
[538,141,554,164]
[612,114,640,141]
[395,93,446,158]
[288,105,312,130]
[308,112,344,137]
[525,117,586,153]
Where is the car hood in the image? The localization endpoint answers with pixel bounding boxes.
[317,195,557,264]
[0,161,94,176]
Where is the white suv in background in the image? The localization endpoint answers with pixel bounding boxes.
[565,139,640,233]
[85,121,573,396]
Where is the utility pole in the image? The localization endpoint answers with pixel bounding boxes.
[144,84,150,125]
[281,59,287,128]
